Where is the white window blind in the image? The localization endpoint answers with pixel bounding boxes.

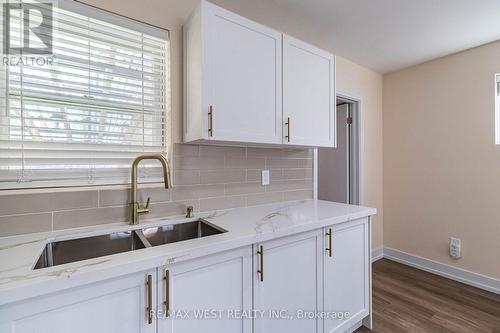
[496,74,500,144]
[0,0,170,189]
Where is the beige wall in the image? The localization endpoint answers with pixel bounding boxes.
[384,40,500,279]
[336,57,384,249]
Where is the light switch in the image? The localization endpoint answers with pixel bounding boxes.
[261,170,270,185]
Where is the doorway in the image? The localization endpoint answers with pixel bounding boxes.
[317,95,360,205]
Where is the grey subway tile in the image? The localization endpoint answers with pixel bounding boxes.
[148,200,199,218]
[53,206,128,230]
[247,169,284,182]
[246,192,284,206]
[284,190,313,201]
[282,168,313,180]
[279,149,313,158]
[99,187,171,207]
[0,213,52,237]
[201,169,246,184]
[199,145,245,157]
[247,147,312,158]
[225,182,265,195]
[172,184,225,200]
[298,159,313,168]
[246,147,277,157]
[174,156,201,170]
[174,156,225,170]
[98,189,128,207]
[173,170,200,186]
[226,156,265,169]
[200,196,246,212]
[267,158,303,169]
[246,170,261,182]
[267,179,313,192]
[0,191,97,216]
[174,143,199,156]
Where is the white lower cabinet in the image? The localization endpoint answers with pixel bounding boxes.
[0,220,371,333]
[0,269,157,333]
[158,247,252,333]
[324,218,370,332]
[253,230,324,333]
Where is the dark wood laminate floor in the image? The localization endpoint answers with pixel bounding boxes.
[355,259,500,333]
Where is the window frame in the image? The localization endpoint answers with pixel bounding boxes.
[0,0,172,190]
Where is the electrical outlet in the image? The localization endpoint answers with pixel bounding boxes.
[450,238,461,259]
[261,170,270,185]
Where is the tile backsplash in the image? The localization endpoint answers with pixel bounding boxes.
[0,144,313,237]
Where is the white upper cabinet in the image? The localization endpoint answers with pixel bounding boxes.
[184,1,282,144]
[183,1,336,147]
[283,35,336,147]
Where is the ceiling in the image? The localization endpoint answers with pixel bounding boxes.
[216,0,500,74]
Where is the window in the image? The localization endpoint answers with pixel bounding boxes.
[496,74,500,144]
[0,0,170,189]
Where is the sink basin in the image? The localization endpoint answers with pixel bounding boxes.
[141,219,227,247]
[34,231,146,269]
[33,219,226,270]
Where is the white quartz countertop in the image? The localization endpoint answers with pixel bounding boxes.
[0,199,376,306]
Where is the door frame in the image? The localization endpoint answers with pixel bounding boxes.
[313,91,364,205]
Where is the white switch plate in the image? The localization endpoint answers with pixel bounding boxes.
[450,237,461,259]
[261,170,270,185]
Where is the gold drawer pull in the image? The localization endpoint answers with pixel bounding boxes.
[257,245,264,282]
[326,228,332,257]
[285,117,291,142]
[146,274,153,324]
[164,270,170,317]
[208,105,214,137]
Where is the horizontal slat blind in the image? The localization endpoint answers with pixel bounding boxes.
[496,74,500,144]
[0,1,170,189]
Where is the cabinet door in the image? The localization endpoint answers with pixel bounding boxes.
[159,247,252,333]
[254,230,323,333]
[203,2,282,144]
[324,218,370,333]
[0,270,156,333]
[283,35,335,147]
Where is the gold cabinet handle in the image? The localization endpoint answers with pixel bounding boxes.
[164,270,170,317]
[326,228,332,257]
[257,245,264,282]
[285,117,291,142]
[208,105,213,137]
[146,274,153,324]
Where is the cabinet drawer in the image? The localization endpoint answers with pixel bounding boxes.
[0,270,156,333]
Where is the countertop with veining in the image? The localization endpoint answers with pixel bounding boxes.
[0,199,376,306]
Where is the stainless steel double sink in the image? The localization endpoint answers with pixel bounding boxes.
[34,219,227,270]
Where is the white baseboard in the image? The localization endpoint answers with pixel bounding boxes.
[383,247,500,295]
[371,247,384,262]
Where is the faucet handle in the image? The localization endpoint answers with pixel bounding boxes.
[136,197,151,216]
[186,205,194,218]
[143,197,151,209]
